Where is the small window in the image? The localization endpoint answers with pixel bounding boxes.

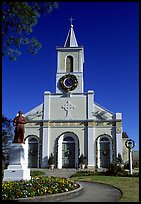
[66,56,73,72]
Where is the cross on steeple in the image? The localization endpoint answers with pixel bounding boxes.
[64,17,78,47]
[69,17,74,26]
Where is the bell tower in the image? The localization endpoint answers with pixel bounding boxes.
[56,19,84,94]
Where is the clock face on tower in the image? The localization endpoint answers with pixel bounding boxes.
[59,74,78,92]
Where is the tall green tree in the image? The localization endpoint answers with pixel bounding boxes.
[2,2,58,60]
[2,115,14,161]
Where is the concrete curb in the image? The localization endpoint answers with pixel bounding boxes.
[12,182,83,202]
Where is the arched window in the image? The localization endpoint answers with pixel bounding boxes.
[64,136,74,142]
[29,138,38,143]
[100,137,109,142]
[66,56,73,72]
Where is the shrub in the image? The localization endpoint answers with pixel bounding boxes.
[79,154,86,164]
[124,162,130,169]
[132,161,139,168]
[105,163,124,176]
[116,153,123,165]
[48,153,55,165]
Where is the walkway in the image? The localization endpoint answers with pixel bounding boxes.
[59,181,121,202]
[28,168,122,202]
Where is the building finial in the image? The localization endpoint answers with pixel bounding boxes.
[69,17,74,27]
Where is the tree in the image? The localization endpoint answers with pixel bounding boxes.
[2,114,14,161]
[2,2,58,60]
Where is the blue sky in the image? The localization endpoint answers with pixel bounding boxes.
[2,2,139,150]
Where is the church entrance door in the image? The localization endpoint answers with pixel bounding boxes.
[99,137,110,168]
[28,137,39,168]
[62,136,75,168]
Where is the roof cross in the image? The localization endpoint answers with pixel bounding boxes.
[69,17,74,25]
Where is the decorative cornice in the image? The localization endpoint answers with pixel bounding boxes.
[26,118,122,123]
[25,120,122,129]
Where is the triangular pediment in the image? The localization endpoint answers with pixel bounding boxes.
[25,103,43,121]
[93,102,113,120]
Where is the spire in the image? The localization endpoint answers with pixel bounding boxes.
[64,17,78,47]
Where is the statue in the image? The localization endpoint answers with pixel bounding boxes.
[12,111,27,144]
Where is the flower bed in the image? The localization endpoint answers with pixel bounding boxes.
[2,176,80,200]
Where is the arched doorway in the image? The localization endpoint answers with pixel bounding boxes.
[28,137,39,168]
[62,136,75,168]
[97,135,112,168]
[57,132,79,169]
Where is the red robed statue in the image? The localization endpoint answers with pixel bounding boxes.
[12,111,27,144]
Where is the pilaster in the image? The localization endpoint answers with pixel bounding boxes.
[44,91,51,120]
[41,127,50,167]
[114,113,123,158]
[87,90,94,119]
[87,127,95,168]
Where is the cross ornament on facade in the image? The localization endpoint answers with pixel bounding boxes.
[62,101,75,119]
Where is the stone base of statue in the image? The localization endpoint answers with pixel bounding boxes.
[3,144,31,181]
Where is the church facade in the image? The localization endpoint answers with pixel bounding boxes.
[24,23,125,169]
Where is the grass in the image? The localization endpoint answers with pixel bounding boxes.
[71,173,139,202]
[30,170,46,177]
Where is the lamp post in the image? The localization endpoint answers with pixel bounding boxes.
[125,139,135,175]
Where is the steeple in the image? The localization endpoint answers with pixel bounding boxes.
[56,19,84,94]
[64,18,78,47]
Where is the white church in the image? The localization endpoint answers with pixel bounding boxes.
[24,22,128,170]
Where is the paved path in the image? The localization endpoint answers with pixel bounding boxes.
[58,181,121,202]
[29,168,122,202]
[31,168,79,178]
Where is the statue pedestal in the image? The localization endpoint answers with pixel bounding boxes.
[3,144,31,181]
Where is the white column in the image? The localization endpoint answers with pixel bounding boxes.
[41,91,51,168]
[87,127,95,168]
[41,127,49,167]
[115,113,123,157]
[44,91,51,120]
[116,132,123,157]
[58,136,63,169]
[87,90,95,168]
[88,90,94,119]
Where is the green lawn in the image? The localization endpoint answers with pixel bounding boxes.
[72,175,139,202]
